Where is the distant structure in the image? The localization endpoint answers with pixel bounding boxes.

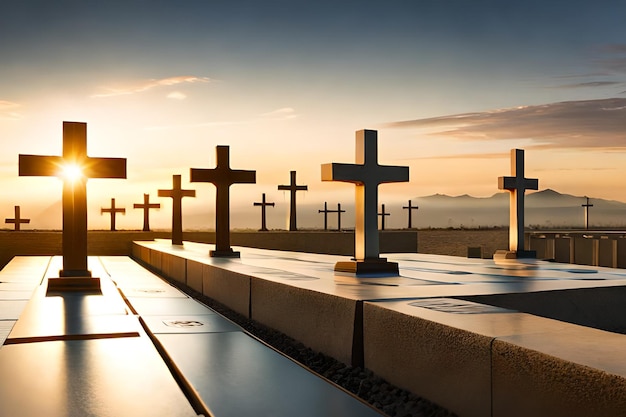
[319,202,332,230]
[322,129,409,274]
[378,203,390,230]
[582,196,593,230]
[19,121,126,291]
[402,200,419,229]
[253,193,275,232]
[497,149,538,258]
[191,145,256,257]
[101,198,125,231]
[133,193,160,232]
[334,203,346,231]
[320,202,346,231]
[5,206,30,231]
[278,171,307,231]
[158,174,196,245]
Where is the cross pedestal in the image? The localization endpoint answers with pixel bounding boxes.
[278,171,307,231]
[191,146,256,257]
[134,193,160,232]
[496,149,538,259]
[378,203,390,230]
[322,129,409,275]
[101,198,125,231]
[5,206,30,231]
[158,175,196,245]
[18,121,126,292]
[253,193,274,232]
[402,200,419,229]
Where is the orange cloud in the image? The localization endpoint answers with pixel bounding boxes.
[92,76,211,98]
[0,100,21,120]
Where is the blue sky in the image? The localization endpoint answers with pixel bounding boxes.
[1,1,626,230]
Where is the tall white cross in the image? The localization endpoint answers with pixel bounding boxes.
[498,149,538,253]
[322,130,408,272]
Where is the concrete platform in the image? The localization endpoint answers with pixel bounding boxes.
[133,239,626,417]
[0,255,382,417]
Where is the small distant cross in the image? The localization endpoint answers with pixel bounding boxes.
[582,196,593,230]
[498,149,538,254]
[19,121,126,281]
[402,200,419,229]
[101,198,125,231]
[133,193,160,232]
[158,174,196,245]
[5,206,30,231]
[319,202,332,230]
[335,203,346,231]
[191,145,256,257]
[322,129,409,273]
[253,193,275,232]
[278,171,307,231]
[378,203,390,230]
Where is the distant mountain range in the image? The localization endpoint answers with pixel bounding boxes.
[411,189,626,228]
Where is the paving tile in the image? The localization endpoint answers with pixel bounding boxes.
[0,337,197,417]
[126,296,213,316]
[0,300,28,320]
[0,320,15,347]
[141,314,240,334]
[156,332,382,417]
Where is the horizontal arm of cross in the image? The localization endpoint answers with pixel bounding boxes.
[498,176,538,191]
[19,155,126,179]
[19,155,63,176]
[321,163,364,184]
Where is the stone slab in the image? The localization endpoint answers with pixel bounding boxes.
[0,337,197,417]
[202,263,250,317]
[0,320,15,347]
[0,300,28,320]
[156,332,382,417]
[126,296,213,316]
[141,314,241,334]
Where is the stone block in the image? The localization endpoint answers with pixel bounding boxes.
[162,254,186,284]
[598,238,617,268]
[250,278,358,365]
[554,237,573,263]
[573,237,597,266]
[467,246,482,258]
[186,259,203,293]
[202,264,250,318]
[150,248,162,273]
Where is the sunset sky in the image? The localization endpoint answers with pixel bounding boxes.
[1,1,626,230]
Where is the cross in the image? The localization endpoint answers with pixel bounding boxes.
[101,198,125,231]
[278,171,307,231]
[498,149,538,255]
[133,193,161,232]
[402,199,419,229]
[5,206,30,231]
[335,203,346,231]
[322,129,409,274]
[318,202,332,230]
[158,174,196,245]
[582,196,593,230]
[19,121,126,284]
[191,145,256,257]
[378,203,390,230]
[253,193,275,232]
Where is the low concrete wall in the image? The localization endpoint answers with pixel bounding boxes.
[529,231,626,268]
[1,230,418,270]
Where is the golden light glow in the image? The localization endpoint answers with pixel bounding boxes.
[61,163,84,183]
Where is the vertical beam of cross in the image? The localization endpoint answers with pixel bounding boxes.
[5,206,30,231]
[582,196,593,230]
[322,129,409,273]
[101,198,125,231]
[158,175,196,245]
[278,171,307,231]
[133,193,160,232]
[19,121,126,279]
[335,203,346,231]
[378,203,390,230]
[402,200,419,229]
[498,149,538,253]
[191,146,256,257]
[253,193,274,232]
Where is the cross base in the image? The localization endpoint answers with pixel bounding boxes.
[46,277,102,294]
[334,258,399,276]
[210,249,241,258]
[493,250,537,260]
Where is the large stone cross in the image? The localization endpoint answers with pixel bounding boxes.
[322,129,409,274]
[191,146,256,257]
[133,193,160,232]
[402,200,419,229]
[158,175,196,245]
[101,198,125,231]
[19,121,126,289]
[278,171,307,231]
[5,206,30,231]
[253,193,274,232]
[497,149,538,257]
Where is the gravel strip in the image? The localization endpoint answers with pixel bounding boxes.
[173,282,457,417]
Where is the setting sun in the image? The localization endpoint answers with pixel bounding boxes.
[61,163,83,183]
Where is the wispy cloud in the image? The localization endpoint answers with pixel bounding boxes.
[385,98,626,150]
[404,151,510,161]
[553,81,622,89]
[166,91,187,100]
[259,107,297,121]
[92,76,211,98]
[0,100,22,120]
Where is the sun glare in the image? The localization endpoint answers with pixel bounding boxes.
[61,164,84,183]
